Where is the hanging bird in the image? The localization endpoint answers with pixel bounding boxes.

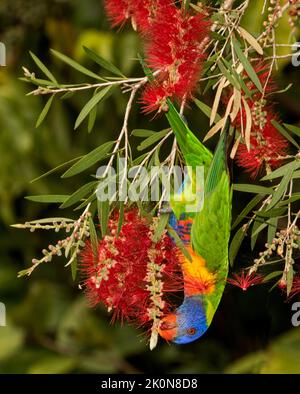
[158,101,232,345]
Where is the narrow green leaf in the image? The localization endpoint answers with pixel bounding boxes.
[88,104,97,133]
[229,227,246,266]
[30,156,83,183]
[117,202,124,236]
[287,266,294,296]
[267,167,294,210]
[30,51,57,83]
[217,60,241,90]
[98,199,110,238]
[26,195,69,204]
[232,39,263,93]
[36,95,54,128]
[278,193,300,205]
[283,123,300,137]
[131,129,156,137]
[75,86,113,130]
[83,46,125,77]
[51,49,105,81]
[267,217,278,244]
[251,222,268,246]
[262,271,282,283]
[137,129,169,151]
[62,141,114,178]
[153,213,169,243]
[88,215,99,256]
[137,53,154,82]
[194,98,221,122]
[271,120,300,149]
[74,192,96,211]
[71,256,77,281]
[167,226,192,262]
[60,181,97,209]
[233,184,273,194]
[232,194,264,230]
[254,207,287,218]
[261,160,300,181]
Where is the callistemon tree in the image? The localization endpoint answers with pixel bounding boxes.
[14,0,300,349]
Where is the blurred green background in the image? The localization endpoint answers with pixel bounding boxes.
[0,0,300,374]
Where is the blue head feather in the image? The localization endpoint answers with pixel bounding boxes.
[173,296,208,344]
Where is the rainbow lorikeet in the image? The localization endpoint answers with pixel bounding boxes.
[158,102,232,345]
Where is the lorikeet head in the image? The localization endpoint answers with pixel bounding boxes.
[159,296,208,344]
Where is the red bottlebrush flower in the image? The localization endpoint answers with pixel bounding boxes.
[104,0,131,28]
[227,271,263,291]
[141,8,211,112]
[80,209,182,335]
[225,62,289,177]
[235,112,289,178]
[104,0,171,33]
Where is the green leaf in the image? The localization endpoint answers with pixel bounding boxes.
[30,156,83,183]
[194,98,221,122]
[261,160,300,181]
[25,195,69,204]
[75,86,114,130]
[30,51,58,83]
[232,39,263,93]
[217,60,241,91]
[50,49,105,81]
[153,213,169,243]
[60,182,97,209]
[131,129,156,137]
[271,120,300,149]
[254,207,287,218]
[71,256,77,281]
[62,141,114,178]
[137,129,169,151]
[88,91,98,133]
[278,193,300,205]
[98,199,110,238]
[283,123,300,138]
[251,221,268,249]
[232,194,264,230]
[229,227,246,266]
[267,167,294,210]
[36,95,54,128]
[267,217,278,244]
[117,202,124,236]
[83,46,125,77]
[233,184,274,194]
[137,53,154,82]
[262,271,282,283]
[287,266,294,296]
[88,215,99,256]
[167,226,192,262]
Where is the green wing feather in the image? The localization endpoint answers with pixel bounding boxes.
[191,126,232,324]
[165,100,212,172]
[165,101,213,218]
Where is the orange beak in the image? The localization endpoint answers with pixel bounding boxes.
[158,314,177,341]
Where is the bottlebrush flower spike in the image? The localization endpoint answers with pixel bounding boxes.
[104,0,171,33]
[227,271,263,291]
[141,7,211,113]
[80,209,182,348]
[235,112,289,178]
[228,62,289,177]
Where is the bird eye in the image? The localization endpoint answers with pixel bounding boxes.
[186,327,197,336]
